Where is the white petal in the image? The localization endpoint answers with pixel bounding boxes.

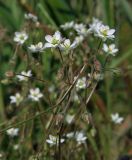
[64,39,70,46]
[103,44,108,52]
[44,43,53,48]
[38,93,43,98]
[45,35,52,43]
[112,49,118,54]
[108,29,115,35]
[46,140,54,144]
[13,37,19,42]
[54,31,61,40]
[30,89,34,94]
[110,44,115,49]
[27,70,32,76]
[15,32,20,36]
[35,88,40,93]
[71,42,77,49]
[38,42,43,48]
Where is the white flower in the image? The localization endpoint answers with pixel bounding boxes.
[65,114,75,124]
[28,42,44,53]
[10,93,23,106]
[74,23,85,30]
[17,70,32,81]
[24,13,38,22]
[88,18,115,41]
[66,132,74,138]
[44,31,62,48]
[103,43,118,56]
[28,88,43,101]
[66,131,87,144]
[74,36,84,46]
[111,113,124,124]
[46,135,65,146]
[76,77,86,90]
[13,31,28,44]
[74,23,89,36]
[60,21,74,30]
[94,24,115,41]
[59,39,77,52]
[6,128,19,137]
[75,132,87,144]
[88,18,103,33]
[13,144,19,150]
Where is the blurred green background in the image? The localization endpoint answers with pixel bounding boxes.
[0,0,132,159]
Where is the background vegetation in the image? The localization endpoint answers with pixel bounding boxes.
[0,0,132,160]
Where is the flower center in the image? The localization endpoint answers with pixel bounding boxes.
[20,35,25,40]
[52,38,59,45]
[101,29,108,36]
[32,93,38,97]
[108,46,112,52]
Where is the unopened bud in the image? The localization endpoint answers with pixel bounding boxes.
[55,114,64,125]
[90,128,96,137]
[94,59,101,72]
[56,68,64,80]
[82,113,90,124]
[5,71,14,78]
[82,113,93,125]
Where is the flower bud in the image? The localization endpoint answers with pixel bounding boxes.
[5,71,14,78]
[55,114,64,125]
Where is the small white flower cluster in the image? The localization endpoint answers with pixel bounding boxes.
[10,87,43,105]
[24,13,38,23]
[6,128,19,137]
[76,77,86,90]
[89,18,118,56]
[13,17,118,56]
[60,21,86,46]
[111,113,124,124]
[60,18,118,56]
[66,131,87,145]
[13,13,39,46]
[28,42,44,53]
[60,21,89,37]
[74,23,89,36]
[16,70,32,81]
[44,31,78,53]
[11,17,119,110]
[10,70,43,104]
[46,135,65,146]
[89,18,115,41]
[60,21,74,30]
[46,131,87,146]
[13,30,78,53]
